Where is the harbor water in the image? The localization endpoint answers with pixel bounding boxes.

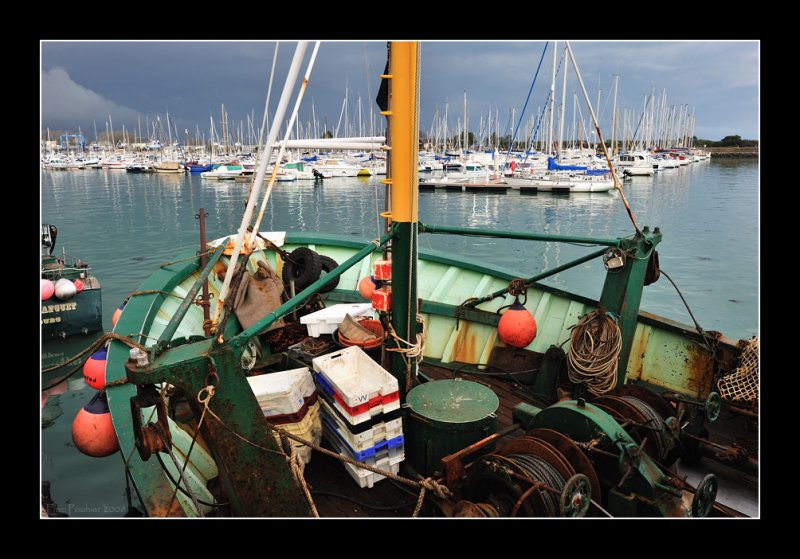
[40,159,758,516]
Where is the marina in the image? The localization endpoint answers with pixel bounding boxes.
[41,40,758,518]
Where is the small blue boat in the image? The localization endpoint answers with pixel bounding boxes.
[186,162,214,173]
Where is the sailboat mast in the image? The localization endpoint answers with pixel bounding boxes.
[557,44,568,161]
[548,41,557,155]
[221,104,228,156]
[463,90,468,154]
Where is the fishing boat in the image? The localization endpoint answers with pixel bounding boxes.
[77,42,757,518]
[41,225,102,340]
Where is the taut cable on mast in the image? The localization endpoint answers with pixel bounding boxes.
[564,41,641,236]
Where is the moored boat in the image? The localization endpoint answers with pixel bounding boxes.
[41,225,102,340]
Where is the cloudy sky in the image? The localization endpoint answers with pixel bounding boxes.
[41,41,758,144]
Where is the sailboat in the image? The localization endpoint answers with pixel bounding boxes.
[78,41,756,518]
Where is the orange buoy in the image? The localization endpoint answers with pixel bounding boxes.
[358,275,376,300]
[111,301,127,328]
[41,279,55,301]
[72,391,119,457]
[73,278,85,292]
[498,299,537,348]
[83,348,107,390]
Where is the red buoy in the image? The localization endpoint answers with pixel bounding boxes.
[358,275,376,300]
[72,391,119,458]
[73,278,85,293]
[83,348,107,390]
[498,300,537,348]
[111,301,127,328]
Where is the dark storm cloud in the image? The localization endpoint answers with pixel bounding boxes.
[41,40,758,142]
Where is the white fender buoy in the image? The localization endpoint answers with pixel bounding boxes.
[54,278,77,300]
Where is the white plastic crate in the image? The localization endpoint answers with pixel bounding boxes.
[315,371,400,425]
[323,422,404,489]
[247,367,314,417]
[300,303,374,337]
[271,401,322,465]
[312,346,398,408]
[321,419,405,465]
[319,396,403,451]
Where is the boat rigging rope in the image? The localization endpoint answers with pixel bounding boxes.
[158,249,214,269]
[505,41,549,162]
[566,309,621,396]
[278,431,319,517]
[563,42,641,236]
[157,431,204,517]
[386,315,426,392]
[41,332,148,388]
[659,269,713,351]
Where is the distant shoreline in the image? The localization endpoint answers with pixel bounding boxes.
[706,147,758,159]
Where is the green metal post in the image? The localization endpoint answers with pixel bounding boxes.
[390,221,418,398]
[419,222,621,247]
[598,226,661,387]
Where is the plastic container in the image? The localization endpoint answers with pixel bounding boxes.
[271,401,322,465]
[265,392,318,425]
[246,366,315,417]
[312,346,398,407]
[331,326,382,364]
[322,421,404,489]
[337,319,383,349]
[300,303,374,337]
[314,370,400,425]
[321,413,404,462]
[340,454,401,489]
[318,395,403,451]
[405,379,499,476]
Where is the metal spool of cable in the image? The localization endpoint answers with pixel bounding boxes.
[465,436,592,517]
[619,395,669,463]
[592,395,665,464]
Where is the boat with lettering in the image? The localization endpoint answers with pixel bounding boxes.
[41,225,102,340]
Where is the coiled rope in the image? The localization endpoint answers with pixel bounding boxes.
[567,309,621,396]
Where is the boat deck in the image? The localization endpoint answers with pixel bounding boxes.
[304,362,527,517]
[304,361,754,517]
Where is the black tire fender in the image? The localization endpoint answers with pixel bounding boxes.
[282,247,322,290]
[318,255,340,294]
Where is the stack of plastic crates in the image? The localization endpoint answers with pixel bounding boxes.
[246,366,322,468]
[312,346,404,488]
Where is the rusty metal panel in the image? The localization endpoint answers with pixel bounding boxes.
[626,325,714,398]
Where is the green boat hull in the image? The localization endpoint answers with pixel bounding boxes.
[104,231,744,517]
[41,282,102,340]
